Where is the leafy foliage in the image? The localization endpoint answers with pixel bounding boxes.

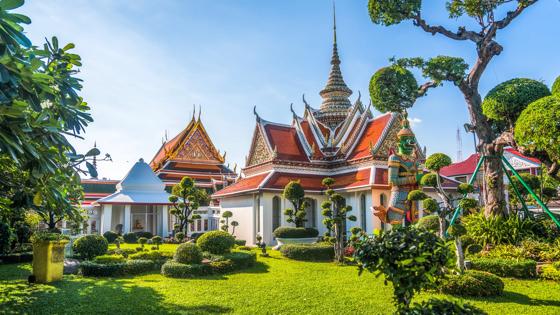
[196,230,235,255]
[463,213,535,246]
[0,222,14,254]
[123,232,137,244]
[169,176,208,235]
[470,257,537,278]
[280,243,334,262]
[103,231,119,244]
[367,0,421,26]
[369,65,418,114]
[174,243,203,264]
[482,78,550,129]
[515,95,560,170]
[406,298,487,315]
[272,227,318,239]
[73,234,108,260]
[415,215,439,233]
[282,180,308,227]
[552,75,560,95]
[440,270,504,297]
[424,153,452,172]
[353,226,452,310]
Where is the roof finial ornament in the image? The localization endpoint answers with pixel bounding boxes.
[302,94,310,108]
[253,105,261,122]
[290,103,297,119]
[192,104,196,120]
[333,0,337,45]
[198,104,202,121]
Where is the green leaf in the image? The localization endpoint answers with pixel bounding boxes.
[0,0,24,10]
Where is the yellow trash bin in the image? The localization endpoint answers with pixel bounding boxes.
[32,240,69,283]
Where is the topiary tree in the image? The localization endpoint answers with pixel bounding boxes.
[282,180,308,227]
[367,0,542,217]
[230,221,239,235]
[103,231,119,244]
[515,95,560,180]
[369,64,419,114]
[196,230,235,255]
[73,234,108,260]
[138,237,148,249]
[220,211,233,232]
[169,176,208,236]
[482,78,550,131]
[174,243,203,264]
[115,236,124,249]
[322,178,356,263]
[175,232,185,243]
[151,236,163,250]
[447,223,467,272]
[353,226,452,312]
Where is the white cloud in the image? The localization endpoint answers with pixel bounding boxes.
[408,117,422,128]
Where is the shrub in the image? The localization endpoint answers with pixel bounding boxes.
[161,261,212,278]
[107,248,137,258]
[190,232,205,240]
[280,243,334,262]
[223,251,256,269]
[0,252,33,264]
[81,259,155,277]
[135,231,153,239]
[416,215,439,233]
[234,239,246,246]
[123,232,137,244]
[73,235,108,260]
[441,270,504,297]
[174,243,203,264]
[407,298,486,315]
[93,254,126,264]
[478,240,560,263]
[237,246,252,251]
[103,231,119,243]
[470,258,536,278]
[196,230,235,255]
[463,213,534,246]
[540,263,560,281]
[129,250,174,263]
[209,260,235,274]
[137,237,148,248]
[0,222,14,254]
[273,227,319,239]
[175,232,185,242]
[151,236,163,249]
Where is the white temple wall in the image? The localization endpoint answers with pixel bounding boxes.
[219,195,256,245]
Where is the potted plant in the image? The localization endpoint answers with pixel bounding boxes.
[29,232,70,283]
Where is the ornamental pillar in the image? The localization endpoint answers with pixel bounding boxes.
[101,204,113,234]
[124,204,131,234]
[161,205,169,237]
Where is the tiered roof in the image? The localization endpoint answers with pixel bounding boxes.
[213,9,421,199]
[150,110,237,194]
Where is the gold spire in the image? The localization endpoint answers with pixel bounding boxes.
[315,2,352,130]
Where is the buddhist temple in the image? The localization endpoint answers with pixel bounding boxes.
[213,10,423,245]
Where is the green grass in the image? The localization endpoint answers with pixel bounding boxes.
[1,248,560,314]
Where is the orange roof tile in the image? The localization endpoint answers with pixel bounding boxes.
[263,169,371,191]
[212,172,270,197]
[348,114,392,160]
[264,124,309,162]
[299,120,324,158]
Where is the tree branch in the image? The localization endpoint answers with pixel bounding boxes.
[495,0,539,30]
[418,81,437,97]
[412,12,482,42]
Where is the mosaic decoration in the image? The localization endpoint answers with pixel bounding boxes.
[247,127,272,167]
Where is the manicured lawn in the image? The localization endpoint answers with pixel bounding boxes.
[1,248,560,314]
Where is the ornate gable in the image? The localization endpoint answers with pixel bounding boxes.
[246,125,273,167]
[170,120,224,164]
[371,114,424,160]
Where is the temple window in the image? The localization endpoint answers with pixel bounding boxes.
[272,196,281,232]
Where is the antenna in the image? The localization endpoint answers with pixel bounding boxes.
[456,127,463,162]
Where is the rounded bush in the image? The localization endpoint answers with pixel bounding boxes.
[175,232,185,242]
[103,231,119,243]
[196,230,235,255]
[482,78,550,126]
[416,215,439,233]
[135,231,153,239]
[123,232,137,244]
[470,258,537,278]
[369,65,418,113]
[73,234,108,260]
[174,243,203,264]
[425,153,452,172]
[137,237,148,246]
[280,243,334,262]
[408,298,486,315]
[161,261,212,278]
[129,250,173,263]
[234,239,247,246]
[273,227,319,239]
[441,270,504,297]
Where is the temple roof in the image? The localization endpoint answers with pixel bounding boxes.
[96,158,171,205]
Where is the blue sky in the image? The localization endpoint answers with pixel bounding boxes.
[20,0,560,179]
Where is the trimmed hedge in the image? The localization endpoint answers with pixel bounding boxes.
[416,215,440,233]
[107,248,137,258]
[273,227,319,239]
[103,231,119,243]
[93,254,126,264]
[280,243,334,261]
[135,231,153,239]
[161,261,212,278]
[0,252,33,264]
[470,258,537,278]
[223,251,256,269]
[174,243,203,264]
[408,298,486,315]
[123,232,137,244]
[237,246,252,251]
[129,250,173,263]
[196,231,235,255]
[441,270,504,297]
[73,235,108,260]
[540,262,560,281]
[234,239,247,246]
[80,259,155,277]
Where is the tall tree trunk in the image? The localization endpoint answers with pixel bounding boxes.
[455,237,465,273]
[334,222,344,263]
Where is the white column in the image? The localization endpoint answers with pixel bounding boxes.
[101,204,113,234]
[124,204,131,234]
[161,205,169,237]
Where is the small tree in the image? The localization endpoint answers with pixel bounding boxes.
[282,181,308,227]
[353,226,452,312]
[138,237,147,249]
[220,211,233,232]
[169,177,208,236]
[151,236,163,250]
[321,178,356,263]
[230,221,239,235]
[447,223,467,273]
